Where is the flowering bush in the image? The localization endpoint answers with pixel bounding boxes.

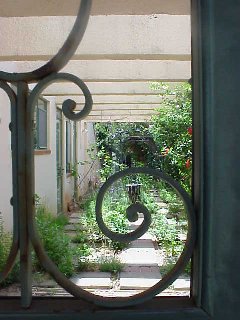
[149,83,192,192]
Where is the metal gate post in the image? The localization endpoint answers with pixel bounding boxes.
[16,82,32,307]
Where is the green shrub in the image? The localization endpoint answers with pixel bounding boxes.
[151,212,183,257]
[79,193,129,251]
[34,206,74,277]
[160,259,191,277]
[75,243,92,258]
[55,213,69,227]
[76,260,97,272]
[108,240,128,252]
[0,217,19,287]
[150,83,192,192]
[99,257,123,274]
[72,232,88,244]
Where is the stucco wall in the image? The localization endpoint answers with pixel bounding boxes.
[76,122,100,199]
[0,89,13,231]
[34,97,57,215]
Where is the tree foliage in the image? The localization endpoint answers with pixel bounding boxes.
[149,82,192,191]
[94,82,192,191]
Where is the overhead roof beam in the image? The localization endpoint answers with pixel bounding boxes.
[0,15,190,61]
[35,82,181,96]
[0,0,190,17]
[54,95,164,105]
[0,60,190,81]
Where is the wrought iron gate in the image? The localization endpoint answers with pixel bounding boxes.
[0,0,196,309]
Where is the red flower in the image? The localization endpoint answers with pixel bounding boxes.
[185,159,191,169]
[162,147,170,156]
[187,127,192,135]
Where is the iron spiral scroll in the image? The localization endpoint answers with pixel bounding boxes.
[0,0,196,308]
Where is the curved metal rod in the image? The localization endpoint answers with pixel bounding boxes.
[28,73,92,121]
[0,82,19,282]
[96,185,152,242]
[28,166,196,308]
[0,0,92,83]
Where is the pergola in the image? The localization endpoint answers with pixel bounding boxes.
[0,0,191,122]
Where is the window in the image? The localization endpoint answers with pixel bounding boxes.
[34,98,48,149]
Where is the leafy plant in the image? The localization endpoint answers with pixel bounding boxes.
[71,232,89,244]
[34,206,74,277]
[99,256,123,274]
[76,260,97,272]
[149,82,192,192]
[0,215,19,287]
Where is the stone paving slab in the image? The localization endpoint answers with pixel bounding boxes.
[129,239,155,249]
[69,217,80,224]
[119,247,159,264]
[32,280,57,288]
[138,232,155,240]
[70,212,81,219]
[65,231,77,238]
[158,208,169,214]
[173,278,190,290]
[156,202,168,208]
[120,271,161,289]
[123,264,159,273]
[71,272,111,289]
[64,224,78,232]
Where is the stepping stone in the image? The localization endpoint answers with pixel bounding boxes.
[178,233,187,241]
[119,247,159,264]
[129,239,155,249]
[158,208,169,214]
[65,231,77,238]
[33,280,57,288]
[139,232,154,240]
[69,217,80,224]
[70,213,81,219]
[64,224,78,232]
[173,278,190,290]
[157,202,168,208]
[123,264,159,273]
[120,271,161,290]
[70,272,111,289]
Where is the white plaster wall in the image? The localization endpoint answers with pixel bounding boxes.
[76,121,87,197]
[86,122,100,188]
[34,97,57,215]
[0,89,13,231]
[64,175,74,211]
[0,62,17,231]
[75,122,100,199]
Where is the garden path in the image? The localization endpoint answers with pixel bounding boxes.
[64,195,190,296]
[0,193,189,297]
[118,216,162,290]
[27,195,190,297]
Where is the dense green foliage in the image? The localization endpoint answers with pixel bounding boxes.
[34,206,74,277]
[149,82,192,191]
[94,83,192,191]
[92,83,192,274]
[0,216,19,288]
[99,256,123,274]
[77,192,129,251]
[95,122,152,180]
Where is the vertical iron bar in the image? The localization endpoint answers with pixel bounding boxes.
[16,81,32,308]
